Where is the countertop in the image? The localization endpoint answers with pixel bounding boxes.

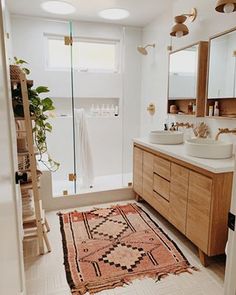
[133,138,235,174]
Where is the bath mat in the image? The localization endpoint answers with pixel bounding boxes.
[58,204,196,295]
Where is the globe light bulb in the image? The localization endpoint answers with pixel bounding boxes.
[223,3,234,13]
[176,31,184,38]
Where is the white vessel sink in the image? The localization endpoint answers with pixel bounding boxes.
[149,131,184,145]
[185,138,233,159]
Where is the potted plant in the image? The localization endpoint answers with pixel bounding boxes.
[11,58,59,172]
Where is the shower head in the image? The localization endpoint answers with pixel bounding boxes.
[137,44,155,55]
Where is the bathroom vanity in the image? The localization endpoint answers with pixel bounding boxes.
[133,139,234,266]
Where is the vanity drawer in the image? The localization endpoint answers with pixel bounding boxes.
[153,191,169,220]
[154,156,171,181]
[153,174,170,201]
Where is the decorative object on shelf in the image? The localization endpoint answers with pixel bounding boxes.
[137,44,155,55]
[11,59,59,172]
[147,103,156,115]
[170,8,197,38]
[214,101,220,116]
[193,122,210,138]
[169,104,178,114]
[215,0,236,13]
[10,56,30,80]
[215,128,236,140]
[209,105,214,116]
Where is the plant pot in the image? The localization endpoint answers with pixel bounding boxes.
[10,65,22,80]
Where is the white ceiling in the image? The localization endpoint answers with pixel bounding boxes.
[7,0,174,27]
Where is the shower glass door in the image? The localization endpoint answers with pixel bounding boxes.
[42,20,76,196]
[70,21,124,194]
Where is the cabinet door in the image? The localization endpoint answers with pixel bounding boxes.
[169,163,189,234]
[186,171,212,254]
[133,147,143,196]
[142,151,154,202]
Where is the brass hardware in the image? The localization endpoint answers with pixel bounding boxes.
[170,8,197,38]
[63,190,68,196]
[215,0,236,13]
[147,103,156,115]
[215,128,236,140]
[137,44,156,56]
[64,36,73,46]
[68,173,77,181]
[170,122,194,131]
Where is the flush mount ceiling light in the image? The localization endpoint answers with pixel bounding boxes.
[170,8,197,38]
[215,0,236,13]
[137,44,156,55]
[99,8,130,20]
[41,1,76,15]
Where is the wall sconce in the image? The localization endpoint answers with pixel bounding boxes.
[215,0,236,13]
[170,8,197,38]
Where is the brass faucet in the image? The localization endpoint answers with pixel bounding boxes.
[170,122,194,131]
[215,128,236,140]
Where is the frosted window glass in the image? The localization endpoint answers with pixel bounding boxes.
[47,37,118,72]
[47,38,70,69]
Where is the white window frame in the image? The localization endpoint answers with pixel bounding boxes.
[44,34,121,73]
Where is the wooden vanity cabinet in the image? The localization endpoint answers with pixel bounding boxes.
[169,163,189,235]
[133,146,143,197]
[186,172,212,254]
[133,144,233,266]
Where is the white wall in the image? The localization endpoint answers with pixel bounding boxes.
[141,0,236,144]
[11,16,141,185]
[0,1,25,293]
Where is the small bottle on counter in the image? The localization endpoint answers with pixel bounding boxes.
[114,105,119,117]
[214,101,219,116]
[209,105,213,116]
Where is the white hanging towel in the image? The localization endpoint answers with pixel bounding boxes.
[74,109,94,188]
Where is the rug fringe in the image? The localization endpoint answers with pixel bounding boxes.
[70,265,198,295]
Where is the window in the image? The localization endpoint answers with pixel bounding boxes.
[46,35,119,73]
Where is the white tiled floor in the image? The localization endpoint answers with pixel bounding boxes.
[24,200,225,295]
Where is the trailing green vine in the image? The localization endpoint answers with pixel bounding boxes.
[11,58,60,172]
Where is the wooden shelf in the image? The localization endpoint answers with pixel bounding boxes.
[15,116,36,121]
[206,116,236,120]
[11,79,33,86]
[23,200,44,225]
[13,71,51,254]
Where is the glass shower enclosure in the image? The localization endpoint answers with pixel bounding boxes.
[11,15,141,197]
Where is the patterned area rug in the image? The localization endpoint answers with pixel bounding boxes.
[58,204,196,295]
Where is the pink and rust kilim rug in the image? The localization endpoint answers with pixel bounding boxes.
[58,204,196,295]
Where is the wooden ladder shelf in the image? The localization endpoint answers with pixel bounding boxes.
[15,71,51,255]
